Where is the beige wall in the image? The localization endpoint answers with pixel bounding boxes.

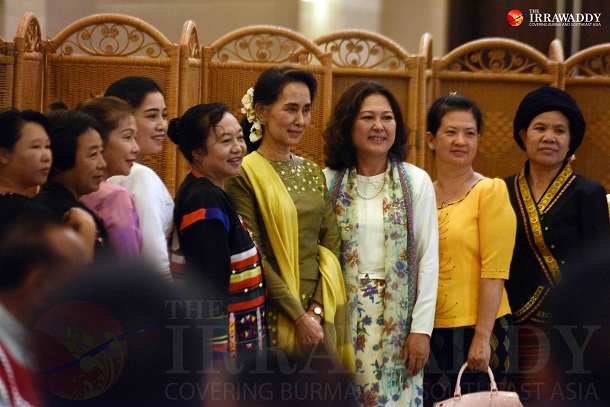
[382,0,448,56]
[2,0,447,55]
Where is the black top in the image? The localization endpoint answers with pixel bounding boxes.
[504,164,609,325]
[0,193,54,238]
[174,173,255,292]
[34,180,111,258]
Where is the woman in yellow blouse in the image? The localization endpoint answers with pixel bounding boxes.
[424,94,516,405]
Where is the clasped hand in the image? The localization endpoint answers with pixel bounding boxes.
[295,310,324,350]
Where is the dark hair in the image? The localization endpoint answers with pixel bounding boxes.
[79,96,133,145]
[242,66,317,152]
[0,108,50,150]
[426,94,483,136]
[46,109,101,175]
[104,76,163,109]
[0,218,64,289]
[324,81,410,170]
[168,103,230,163]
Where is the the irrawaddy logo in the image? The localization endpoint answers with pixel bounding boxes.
[32,301,127,400]
[507,9,525,26]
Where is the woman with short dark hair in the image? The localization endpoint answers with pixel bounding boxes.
[169,103,266,361]
[35,108,109,258]
[425,94,516,405]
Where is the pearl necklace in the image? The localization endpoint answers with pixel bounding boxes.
[356,175,386,200]
[439,169,474,208]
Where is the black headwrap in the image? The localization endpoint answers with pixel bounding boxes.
[513,86,585,157]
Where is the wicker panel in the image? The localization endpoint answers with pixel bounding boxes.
[0,56,14,111]
[44,14,180,195]
[19,56,43,110]
[564,44,610,192]
[314,30,422,166]
[425,38,560,180]
[202,26,332,167]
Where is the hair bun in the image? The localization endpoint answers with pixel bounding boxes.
[167,117,181,145]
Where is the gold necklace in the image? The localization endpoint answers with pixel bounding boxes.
[439,170,474,208]
[356,175,386,200]
[257,151,298,179]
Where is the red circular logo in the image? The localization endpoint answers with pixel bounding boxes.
[32,301,127,400]
[507,9,525,26]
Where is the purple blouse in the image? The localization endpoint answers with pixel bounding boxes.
[81,180,142,259]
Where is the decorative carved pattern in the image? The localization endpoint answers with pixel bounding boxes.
[213,34,313,64]
[57,23,164,57]
[187,29,201,59]
[319,38,405,69]
[567,53,610,77]
[25,19,42,52]
[446,48,546,74]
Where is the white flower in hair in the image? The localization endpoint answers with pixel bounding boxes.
[241,87,262,143]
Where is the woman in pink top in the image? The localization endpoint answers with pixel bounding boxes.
[80,97,143,259]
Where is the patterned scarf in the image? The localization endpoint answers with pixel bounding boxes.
[328,156,418,393]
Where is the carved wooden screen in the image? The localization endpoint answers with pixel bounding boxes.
[43,14,180,195]
[176,20,202,187]
[202,25,332,167]
[563,44,610,192]
[314,30,425,167]
[425,38,562,180]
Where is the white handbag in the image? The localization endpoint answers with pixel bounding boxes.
[433,362,522,406]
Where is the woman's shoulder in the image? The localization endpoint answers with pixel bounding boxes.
[572,173,607,194]
[294,154,321,170]
[109,163,163,185]
[181,178,230,208]
[396,161,433,187]
[400,161,428,176]
[471,177,510,200]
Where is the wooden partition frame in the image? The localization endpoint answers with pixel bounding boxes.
[42,13,180,194]
[13,13,43,111]
[425,37,562,179]
[202,25,332,167]
[314,30,425,167]
[563,43,610,192]
[176,20,202,187]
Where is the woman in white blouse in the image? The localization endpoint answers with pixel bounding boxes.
[105,77,173,280]
[323,81,439,407]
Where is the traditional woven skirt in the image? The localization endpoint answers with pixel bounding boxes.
[509,322,551,400]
